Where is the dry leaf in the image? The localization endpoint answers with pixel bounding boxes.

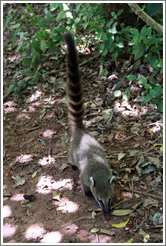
[59,163,69,172]
[111,218,130,228]
[32,170,38,178]
[124,237,134,243]
[91,228,100,233]
[118,153,126,161]
[92,211,97,219]
[12,176,25,187]
[112,209,133,216]
[52,191,61,201]
[100,228,115,236]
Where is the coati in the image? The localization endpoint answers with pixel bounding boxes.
[64,33,115,218]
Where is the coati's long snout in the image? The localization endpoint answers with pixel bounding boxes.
[64,33,115,219]
[89,175,115,219]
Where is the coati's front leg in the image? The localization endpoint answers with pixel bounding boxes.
[69,162,78,171]
[82,183,93,197]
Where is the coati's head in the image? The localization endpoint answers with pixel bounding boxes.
[89,174,116,219]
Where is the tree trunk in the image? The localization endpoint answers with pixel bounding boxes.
[128,3,163,34]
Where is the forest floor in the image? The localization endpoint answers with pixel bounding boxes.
[3,3,163,244]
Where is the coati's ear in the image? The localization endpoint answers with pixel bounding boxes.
[109,176,116,184]
[90,176,95,186]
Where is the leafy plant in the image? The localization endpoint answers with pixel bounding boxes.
[126,74,163,112]
[4,3,163,111]
[4,3,73,96]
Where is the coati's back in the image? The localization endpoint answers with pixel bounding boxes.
[64,33,115,218]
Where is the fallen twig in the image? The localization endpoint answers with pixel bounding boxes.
[124,187,163,200]
[80,53,99,67]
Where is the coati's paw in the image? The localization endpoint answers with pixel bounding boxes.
[69,163,78,171]
[84,190,93,198]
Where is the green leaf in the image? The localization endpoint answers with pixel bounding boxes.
[126,74,136,81]
[11,27,20,48]
[18,80,26,87]
[111,12,117,20]
[133,43,145,60]
[129,28,139,45]
[146,3,162,17]
[102,48,109,57]
[138,76,147,86]
[123,87,130,101]
[7,84,15,94]
[56,10,67,21]
[14,87,21,96]
[140,26,151,38]
[150,86,163,98]
[124,238,134,243]
[107,24,117,34]
[40,40,47,53]
[111,218,130,228]
[34,71,40,82]
[99,43,105,53]
[143,94,152,103]
[23,58,31,67]
[106,18,114,27]
[37,16,49,27]
[112,209,134,216]
[31,51,38,66]
[47,11,55,22]
[32,170,38,178]
[31,38,40,52]
[3,14,14,31]
[116,42,124,48]
[150,54,158,67]
[123,94,129,101]
[117,9,124,16]
[149,89,156,98]
[144,83,151,89]
[25,3,36,17]
[149,77,156,85]
[28,80,36,85]
[102,32,108,41]
[91,228,100,233]
[157,99,163,112]
[20,68,32,76]
[50,3,59,11]
[125,87,131,95]
[36,30,48,40]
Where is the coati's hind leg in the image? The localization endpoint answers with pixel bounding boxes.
[69,162,78,171]
[82,183,93,197]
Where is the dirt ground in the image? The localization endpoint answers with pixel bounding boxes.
[3,3,163,244]
[3,71,163,244]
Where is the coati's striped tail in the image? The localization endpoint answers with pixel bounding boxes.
[64,33,84,131]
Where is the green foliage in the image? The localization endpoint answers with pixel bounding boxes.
[4,3,163,112]
[145,3,162,18]
[7,80,26,96]
[126,75,163,112]
[4,3,71,96]
[126,74,136,81]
